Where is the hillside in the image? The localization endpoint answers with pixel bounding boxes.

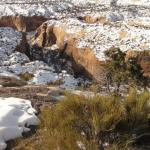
[0,0,150,150]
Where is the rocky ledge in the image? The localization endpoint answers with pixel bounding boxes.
[0,0,150,88]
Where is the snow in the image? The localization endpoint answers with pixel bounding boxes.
[0,2,73,17]
[76,21,150,60]
[1,0,150,7]
[30,70,78,89]
[61,75,78,89]
[45,16,150,61]
[0,28,22,63]
[0,52,77,88]
[0,0,150,19]
[2,52,30,66]
[1,0,150,20]
[0,27,79,89]
[0,1,150,88]
[0,71,20,79]
[0,97,39,150]
[0,0,150,58]
[30,69,57,84]
[73,0,150,6]
[117,0,150,6]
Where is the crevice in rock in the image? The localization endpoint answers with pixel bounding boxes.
[24,23,106,83]
[15,32,31,58]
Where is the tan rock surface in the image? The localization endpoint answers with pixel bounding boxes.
[0,16,47,32]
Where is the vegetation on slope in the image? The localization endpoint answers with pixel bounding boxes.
[11,88,150,150]
[104,47,149,93]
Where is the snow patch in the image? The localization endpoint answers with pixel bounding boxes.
[0,28,22,62]
[0,97,39,150]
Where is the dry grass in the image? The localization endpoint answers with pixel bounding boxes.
[119,31,127,39]
[7,88,150,150]
[19,73,34,81]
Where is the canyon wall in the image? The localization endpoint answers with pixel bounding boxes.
[0,15,149,83]
[0,16,47,32]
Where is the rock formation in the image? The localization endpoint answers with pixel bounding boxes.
[0,0,150,86]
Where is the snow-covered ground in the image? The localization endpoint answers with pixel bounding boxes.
[76,20,150,60]
[0,0,150,86]
[0,27,79,89]
[0,28,22,63]
[1,0,150,17]
[1,55,78,89]
[1,0,150,6]
[45,16,150,61]
[0,97,39,150]
[0,2,149,148]
[0,1,73,17]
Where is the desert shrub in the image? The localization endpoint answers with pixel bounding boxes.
[123,88,150,130]
[126,57,149,88]
[47,79,64,86]
[104,47,149,94]
[119,31,127,39]
[19,72,34,81]
[38,89,150,150]
[37,93,124,150]
[87,83,101,93]
[10,89,150,150]
[104,47,128,93]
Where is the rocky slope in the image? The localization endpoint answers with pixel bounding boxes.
[0,0,149,88]
[0,27,80,89]
[30,5,150,79]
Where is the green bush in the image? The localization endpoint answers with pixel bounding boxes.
[124,88,150,130]
[10,89,150,150]
[19,72,34,81]
[104,47,149,94]
[38,89,150,150]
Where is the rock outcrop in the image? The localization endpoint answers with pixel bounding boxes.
[0,76,26,87]
[0,1,150,84]
[30,20,106,83]
[30,15,150,82]
[0,16,47,32]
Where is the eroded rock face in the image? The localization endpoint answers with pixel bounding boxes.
[0,16,47,32]
[31,17,150,82]
[65,38,106,83]
[1,1,150,84]
[0,26,79,88]
[31,20,107,82]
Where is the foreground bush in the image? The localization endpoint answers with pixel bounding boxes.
[34,88,149,150]
[11,88,150,150]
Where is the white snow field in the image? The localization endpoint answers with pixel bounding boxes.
[0,0,150,17]
[0,97,39,150]
[0,28,22,63]
[1,0,150,6]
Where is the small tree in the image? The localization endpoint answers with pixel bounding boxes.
[127,57,149,88]
[104,47,149,94]
[104,47,128,94]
